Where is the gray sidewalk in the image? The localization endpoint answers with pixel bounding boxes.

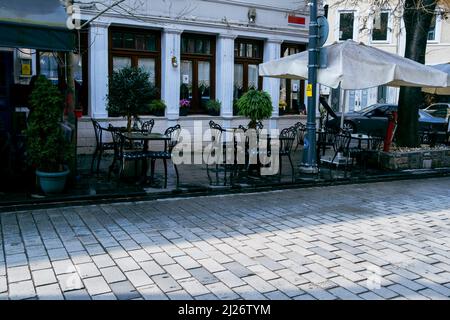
[1,177,450,300]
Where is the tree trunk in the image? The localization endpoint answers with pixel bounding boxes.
[396,0,437,147]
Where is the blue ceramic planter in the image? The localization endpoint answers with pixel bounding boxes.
[36,168,70,194]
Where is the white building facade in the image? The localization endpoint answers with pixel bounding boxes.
[76,0,311,153]
[324,0,450,113]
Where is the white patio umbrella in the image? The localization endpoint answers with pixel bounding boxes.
[422,63,450,95]
[260,40,449,90]
[260,40,449,129]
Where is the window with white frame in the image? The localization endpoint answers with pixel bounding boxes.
[339,12,355,41]
[372,11,389,41]
[428,13,438,41]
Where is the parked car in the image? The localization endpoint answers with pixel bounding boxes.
[326,103,448,137]
[423,103,450,119]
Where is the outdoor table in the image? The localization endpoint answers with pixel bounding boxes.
[121,132,170,185]
[350,133,371,150]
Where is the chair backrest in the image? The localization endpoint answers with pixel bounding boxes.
[369,136,384,150]
[141,119,155,133]
[132,119,142,131]
[209,120,224,144]
[237,124,248,132]
[109,128,124,156]
[333,132,351,153]
[255,121,264,130]
[279,126,297,154]
[164,124,181,152]
[294,122,306,144]
[91,119,103,145]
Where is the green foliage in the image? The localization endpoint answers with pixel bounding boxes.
[149,99,166,111]
[25,76,69,172]
[106,66,157,130]
[206,99,221,112]
[236,90,273,126]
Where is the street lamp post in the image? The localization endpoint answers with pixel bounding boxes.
[300,0,319,174]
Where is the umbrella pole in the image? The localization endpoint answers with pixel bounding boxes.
[340,89,347,130]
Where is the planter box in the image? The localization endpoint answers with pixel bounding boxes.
[375,148,450,170]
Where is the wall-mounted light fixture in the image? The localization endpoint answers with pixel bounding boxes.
[248,8,256,23]
[171,56,178,68]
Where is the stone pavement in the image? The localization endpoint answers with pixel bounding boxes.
[1,177,450,300]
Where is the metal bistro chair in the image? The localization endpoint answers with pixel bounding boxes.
[293,122,306,151]
[146,124,181,189]
[328,131,352,179]
[141,119,155,133]
[108,129,147,182]
[206,120,231,185]
[360,135,384,173]
[278,126,297,182]
[91,119,115,174]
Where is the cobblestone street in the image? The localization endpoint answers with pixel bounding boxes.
[1,177,450,300]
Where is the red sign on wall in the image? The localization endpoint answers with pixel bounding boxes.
[288,15,306,25]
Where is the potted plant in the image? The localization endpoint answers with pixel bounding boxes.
[25,76,71,194]
[279,100,287,116]
[106,66,157,132]
[179,99,190,116]
[236,89,273,128]
[206,99,221,116]
[149,99,166,117]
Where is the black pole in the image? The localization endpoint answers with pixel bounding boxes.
[300,0,319,173]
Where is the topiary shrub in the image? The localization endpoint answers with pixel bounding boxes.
[106,66,157,131]
[25,76,70,172]
[236,90,273,128]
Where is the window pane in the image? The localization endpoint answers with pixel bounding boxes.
[180,60,193,102]
[195,39,203,54]
[203,39,211,54]
[146,35,156,51]
[112,56,131,71]
[112,32,123,48]
[124,33,135,49]
[198,61,210,109]
[135,35,146,50]
[188,39,195,53]
[234,64,244,99]
[428,15,436,41]
[39,53,59,82]
[138,58,156,85]
[239,43,246,57]
[372,12,389,41]
[246,43,253,58]
[248,64,259,90]
[339,12,354,40]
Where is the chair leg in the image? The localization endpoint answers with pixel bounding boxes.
[96,148,103,174]
[91,147,98,174]
[163,158,168,189]
[150,158,156,184]
[288,154,294,183]
[173,162,179,188]
[108,154,116,181]
[279,156,282,181]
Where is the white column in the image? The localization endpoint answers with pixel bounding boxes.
[216,34,236,119]
[88,21,110,119]
[263,39,282,129]
[161,27,182,121]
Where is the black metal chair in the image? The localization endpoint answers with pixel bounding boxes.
[206,120,231,185]
[278,126,297,182]
[293,122,306,151]
[146,124,181,188]
[91,119,115,174]
[326,131,352,179]
[108,129,147,182]
[141,119,155,133]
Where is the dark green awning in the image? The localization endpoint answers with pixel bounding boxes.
[0,0,74,51]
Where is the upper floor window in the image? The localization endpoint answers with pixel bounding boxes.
[339,12,355,41]
[428,14,437,41]
[372,11,389,41]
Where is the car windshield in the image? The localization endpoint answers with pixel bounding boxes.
[356,104,379,114]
